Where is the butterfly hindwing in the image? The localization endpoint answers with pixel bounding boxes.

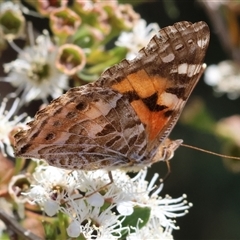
[14,85,148,170]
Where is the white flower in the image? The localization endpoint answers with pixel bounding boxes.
[204,60,240,99]
[117,171,192,238]
[115,19,160,60]
[29,165,78,205]
[0,97,29,157]
[25,165,191,239]
[3,30,69,105]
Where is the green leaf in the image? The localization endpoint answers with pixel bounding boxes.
[77,71,99,83]
[43,212,69,239]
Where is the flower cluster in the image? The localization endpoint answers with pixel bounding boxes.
[0,1,192,239]
[0,0,145,105]
[25,166,191,239]
[204,60,240,99]
[0,98,30,157]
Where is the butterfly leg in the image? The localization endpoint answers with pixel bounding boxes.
[65,171,114,203]
[162,160,171,181]
[84,171,114,197]
[150,139,183,190]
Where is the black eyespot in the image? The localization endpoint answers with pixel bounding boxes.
[164,110,174,117]
[76,101,88,111]
[45,133,55,141]
[19,144,31,154]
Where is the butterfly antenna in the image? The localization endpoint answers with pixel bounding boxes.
[181,143,240,160]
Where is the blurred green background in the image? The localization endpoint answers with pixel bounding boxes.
[135,1,240,239]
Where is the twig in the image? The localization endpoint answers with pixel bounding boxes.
[0,209,43,240]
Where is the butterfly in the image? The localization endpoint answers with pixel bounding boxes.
[14,21,210,172]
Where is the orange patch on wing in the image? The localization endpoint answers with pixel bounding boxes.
[111,77,133,93]
[112,69,167,98]
[112,71,177,141]
[126,70,155,98]
[152,76,170,94]
[131,100,170,141]
[112,70,172,99]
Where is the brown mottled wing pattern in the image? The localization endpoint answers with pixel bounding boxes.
[14,21,210,171]
[14,85,147,170]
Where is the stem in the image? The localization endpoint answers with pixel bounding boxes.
[0,210,43,240]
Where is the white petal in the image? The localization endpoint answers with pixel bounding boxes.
[87,192,104,207]
[117,201,134,216]
[44,200,59,216]
[67,220,81,238]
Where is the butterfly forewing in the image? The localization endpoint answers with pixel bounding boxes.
[14,21,210,171]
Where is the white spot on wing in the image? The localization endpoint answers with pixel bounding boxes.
[175,43,184,51]
[170,63,201,77]
[197,37,209,48]
[178,63,188,74]
[161,53,175,63]
[187,64,201,77]
[157,91,181,108]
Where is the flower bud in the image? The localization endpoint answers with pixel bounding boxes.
[103,3,140,31]
[34,0,68,17]
[50,7,81,38]
[8,174,31,203]
[0,2,25,40]
[56,44,86,75]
